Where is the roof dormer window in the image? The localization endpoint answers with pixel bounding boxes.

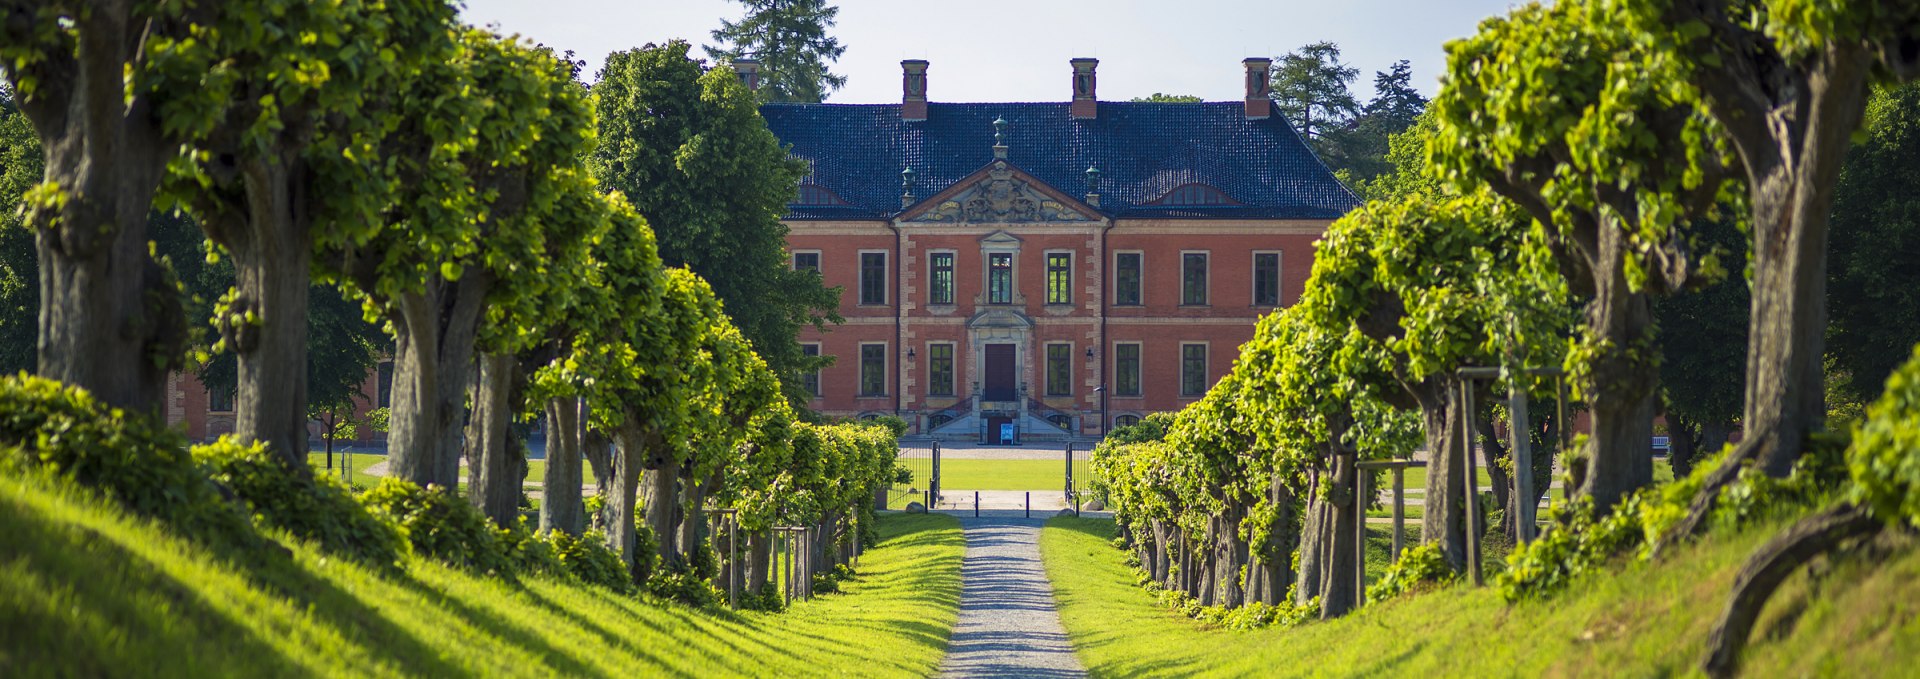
[1148,183,1238,206]
[795,183,850,206]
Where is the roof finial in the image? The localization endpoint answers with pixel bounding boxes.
[901,167,916,208]
[992,116,1009,160]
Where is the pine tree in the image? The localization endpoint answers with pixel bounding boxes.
[705,0,848,103]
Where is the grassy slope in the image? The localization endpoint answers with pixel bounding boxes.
[1041,514,1920,677]
[0,475,964,678]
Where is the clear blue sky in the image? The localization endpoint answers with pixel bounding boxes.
[460,0,1520,102]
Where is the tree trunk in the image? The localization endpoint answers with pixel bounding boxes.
[642,454,682,573]
[607,427,649,582]
[749,531,772,594]
[16,5,186,415]
[465,352,520,527]
[1701,503,1881,678]
[1577,218,1660,512]
[1149,520,1172,584]
[539,397,585,535]
[1214,505,1247,608]
[385,276,488,489]
[1476,412,1513,537]
[1663,43,1873,550]
[1669,415,1702,480]
[1295,438,1359,619]
[1255,473,1296,605]
[1197,519,1217,607]
[1413,378,1471,572]
[210,155,315,468]
[583,427,614,531]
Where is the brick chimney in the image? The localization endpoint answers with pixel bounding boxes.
[1070,58,1098,120]
[1243,58,1272,120]
[733,58,762,93]
[902,59,929,121]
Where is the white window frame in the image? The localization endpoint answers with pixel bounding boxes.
[791,249,822,273]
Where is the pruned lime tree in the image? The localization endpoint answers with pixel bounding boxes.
[1432,0,1740,512]
[1609,0,1920,537]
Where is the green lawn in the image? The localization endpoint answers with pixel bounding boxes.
[1,474,965,677]
[1040,513,1920,677]
[936,458,1072,491]
[305,451,387,490]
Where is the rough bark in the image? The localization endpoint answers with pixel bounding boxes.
[539,397,585,535]
[385,274,489,488]
[1412,378,1471,572]
[641,451,682,573]
[465,352,520,527]
[1213,504,1248,608]
[1577,216,1660,512]
[1476,412,1513,536]
[1701,503,1881,678]
[190,139,319,468]
[607,427,652,582]
[1655,9,1877,548]
[12,4,186,413]
[1294,437,1360,619]
[748,531,771,594]
[583,427,615,531]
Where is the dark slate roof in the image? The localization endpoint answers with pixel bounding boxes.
[759,101,1359,220]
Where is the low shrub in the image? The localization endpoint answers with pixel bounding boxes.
[0,374,250,546]
[547,529,631,593]
[646,564,722,607]
[194,438,408,568]
[1366,542,1457,603]
[359,478,510,575]
[1847,344,1920,527]
[1498,442,1848,602]
[498,518,562,576]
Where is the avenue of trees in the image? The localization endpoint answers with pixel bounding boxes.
[0,2,893,602]
[1094,2,1920,673]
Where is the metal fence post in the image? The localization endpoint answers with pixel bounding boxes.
[974,491,980,517]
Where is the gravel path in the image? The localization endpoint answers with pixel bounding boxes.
[938,514,1085,678]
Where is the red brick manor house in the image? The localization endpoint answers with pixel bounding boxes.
[755,57,1357,443]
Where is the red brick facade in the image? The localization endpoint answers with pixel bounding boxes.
[790,188,1331,438]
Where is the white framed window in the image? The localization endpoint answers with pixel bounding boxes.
[1181,251,1209,306]
[858,250,889,306]
[1252,250,1282,307]
[858,342,888,396]
[792,250,821,273]
[1180,342,1209,396]
[1114,251,1143,306]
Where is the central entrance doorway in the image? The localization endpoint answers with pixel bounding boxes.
[983,343,1016,444]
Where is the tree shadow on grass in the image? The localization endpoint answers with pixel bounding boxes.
[0,496,316,678]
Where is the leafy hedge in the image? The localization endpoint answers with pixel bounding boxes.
[1497,442,1847,602]
[1366,543,1457,603]
[360,478,512,575]
[0,374,251,546]
[194,438,408,568]
[1848,343,1920,527]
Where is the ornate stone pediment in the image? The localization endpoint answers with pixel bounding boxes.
[902,161,1095,224]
